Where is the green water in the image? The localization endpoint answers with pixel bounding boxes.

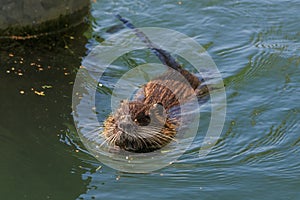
[1,0,300,199]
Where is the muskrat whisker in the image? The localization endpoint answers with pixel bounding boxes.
[85,126,103,135]
[152,131,176,142]
[153,134,173,143]
[137,137,146,150]
[135,129,173,144]
[111,132,121,145]
[133,130,162,148]
[135,134,148,146]
[139,126,162,133]
[84,122,104,126]
[139,126,174,139]
[137,128,174,146]
[99,131,115,148]
[99,137,110,148]
[142,134,162,148]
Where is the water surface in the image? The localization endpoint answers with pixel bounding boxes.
[1,0,300,199]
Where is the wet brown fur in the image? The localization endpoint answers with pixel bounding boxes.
[103,68,209,153]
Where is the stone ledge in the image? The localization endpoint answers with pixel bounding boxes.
[0,0,90,39]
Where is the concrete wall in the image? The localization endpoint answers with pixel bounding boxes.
[0,0,90,37]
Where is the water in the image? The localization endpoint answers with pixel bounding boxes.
[1,0,300,199]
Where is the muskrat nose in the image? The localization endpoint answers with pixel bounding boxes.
[118,122,135,132]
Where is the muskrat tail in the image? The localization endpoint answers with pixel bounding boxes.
[115,14,182,71]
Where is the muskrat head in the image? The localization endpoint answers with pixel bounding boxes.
[103,100,176,153]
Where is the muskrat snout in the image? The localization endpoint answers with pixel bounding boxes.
[116,132,136,152]
[117,114,136,133]
[118,121,135,133]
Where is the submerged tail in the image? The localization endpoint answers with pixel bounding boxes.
[115,14,182,71]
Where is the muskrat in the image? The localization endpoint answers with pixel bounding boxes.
[103,15,210,153]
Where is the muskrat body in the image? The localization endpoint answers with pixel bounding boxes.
[103,15,210,153]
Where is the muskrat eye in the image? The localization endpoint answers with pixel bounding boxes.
[134,115,150,126]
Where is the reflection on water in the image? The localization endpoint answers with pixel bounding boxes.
[0,24,92,199]
[1,0,300,199]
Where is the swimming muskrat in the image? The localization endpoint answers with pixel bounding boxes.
[103,15,210,153]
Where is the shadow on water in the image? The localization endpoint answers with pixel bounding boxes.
[0,23,96,199]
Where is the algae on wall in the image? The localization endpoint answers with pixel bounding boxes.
[0,0,90,38]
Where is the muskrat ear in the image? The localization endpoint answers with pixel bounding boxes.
[149,103,167,124]
[152,103,164,112]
